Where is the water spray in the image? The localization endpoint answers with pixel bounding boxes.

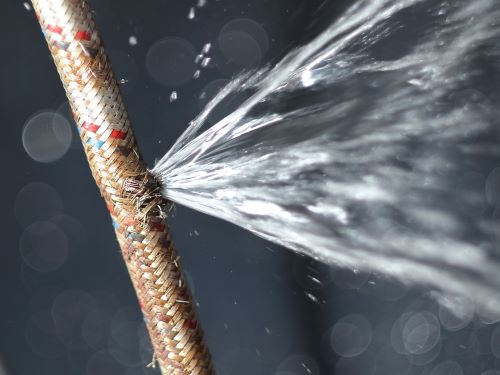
[153,0,500,314]
[28,0,500,371]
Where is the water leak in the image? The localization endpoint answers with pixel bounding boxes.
[153,0,500,314]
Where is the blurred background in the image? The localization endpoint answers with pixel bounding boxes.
[1,0,500,374]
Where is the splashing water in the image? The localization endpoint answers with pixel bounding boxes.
[153,0,500,313]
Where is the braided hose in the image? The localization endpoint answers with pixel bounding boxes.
[30,1,214,374]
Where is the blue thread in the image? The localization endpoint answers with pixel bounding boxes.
[87,138,105,149]
[58,42,69,50]
[128,232,145,242]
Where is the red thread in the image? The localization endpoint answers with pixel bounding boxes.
[75,30,91,41]
[47,24,63,34]
[183,320,197,330]
[110,129,127,139]
[156,313,172,323]
[124,217,138,226]
[82,121,100,132]
[151,222,166,232]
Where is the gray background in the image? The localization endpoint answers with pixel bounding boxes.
[0,1,499,375]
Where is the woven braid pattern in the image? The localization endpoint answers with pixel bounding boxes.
[31,1,214,374]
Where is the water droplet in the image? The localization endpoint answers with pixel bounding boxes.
[278,354,319,375]
[293,257,332,290]
[108,49,137,96]
[128,35,137,46]
[361,275,408,301]
[202,43,212,54]
[437,2,450,16]
[188,7,195,20]
[301,70,315,88]
[23,2,31,11]
[304,292,318,304]
[22,111,72,163]
[195,54,204,64]
[332,267,370,290]
[170,91,178,103]
[408,78,424,87]
[201,57,211,68]
[193,70,201,79]
[197,0,207,7]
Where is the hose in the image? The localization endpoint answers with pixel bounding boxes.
[30,1,215,373]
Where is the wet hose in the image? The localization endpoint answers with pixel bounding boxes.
[31,1,214,373]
